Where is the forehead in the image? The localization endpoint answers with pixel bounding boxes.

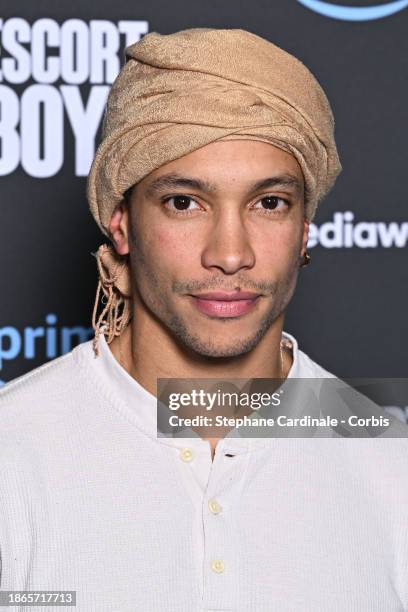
[139,140,304,197]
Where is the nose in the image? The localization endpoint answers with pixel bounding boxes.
[201,207,256,275]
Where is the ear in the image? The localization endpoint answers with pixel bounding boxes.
[108,202,130,256]
[301,219,310,256]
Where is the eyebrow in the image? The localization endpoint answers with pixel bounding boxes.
[143,172,303,198]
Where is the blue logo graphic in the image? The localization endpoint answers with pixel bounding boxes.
[0,314,94,387]
[297,0,408,21]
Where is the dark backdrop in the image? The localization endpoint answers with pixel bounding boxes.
[1,0,407,386]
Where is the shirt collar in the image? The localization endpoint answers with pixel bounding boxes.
[88,330,302,454]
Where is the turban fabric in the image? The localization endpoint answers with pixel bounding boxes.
[87,28,342,353]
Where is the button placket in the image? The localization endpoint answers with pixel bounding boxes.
[202,447,249,610]
[172,439,214,602]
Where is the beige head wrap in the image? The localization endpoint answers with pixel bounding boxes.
[88,27,342,354]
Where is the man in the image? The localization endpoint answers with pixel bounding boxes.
[1,28,408,611]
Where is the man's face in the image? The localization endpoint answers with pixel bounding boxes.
[123,140,309,358]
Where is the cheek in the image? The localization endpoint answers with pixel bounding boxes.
[159,227,193,256]
[256,225,301,267]
[136,226,196,277]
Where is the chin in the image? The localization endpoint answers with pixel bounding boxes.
[182,333,262,359]
[167,312,272,359]
[197,346,253,359]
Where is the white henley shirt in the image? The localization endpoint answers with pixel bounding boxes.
[0,331,408,611]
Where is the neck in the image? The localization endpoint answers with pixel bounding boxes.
[108,304,292,398]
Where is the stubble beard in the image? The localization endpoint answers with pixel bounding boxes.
[129,231,299,360]
[165,275,298,359]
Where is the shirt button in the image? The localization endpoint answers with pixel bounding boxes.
[180,447,194,462]
[211,559,225,574]
[208,498,222,514]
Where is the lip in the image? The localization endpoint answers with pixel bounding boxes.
[191,291,261,301]
[190,291,261,318]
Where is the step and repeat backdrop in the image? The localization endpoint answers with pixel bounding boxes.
[1,0,407,389]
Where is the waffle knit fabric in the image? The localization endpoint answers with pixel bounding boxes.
[1,332,408,610]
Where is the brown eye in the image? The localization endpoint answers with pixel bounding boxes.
[163,195,201,212]
[173,196,192,210]
[262,197,281,209]
[253,196,289,212]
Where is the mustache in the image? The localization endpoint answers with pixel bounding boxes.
[172,278,279,295]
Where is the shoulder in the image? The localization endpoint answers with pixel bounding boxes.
[282,330,336,379]
[283,329,408,442]
[0,340,94,434]
[296,349,337,379]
